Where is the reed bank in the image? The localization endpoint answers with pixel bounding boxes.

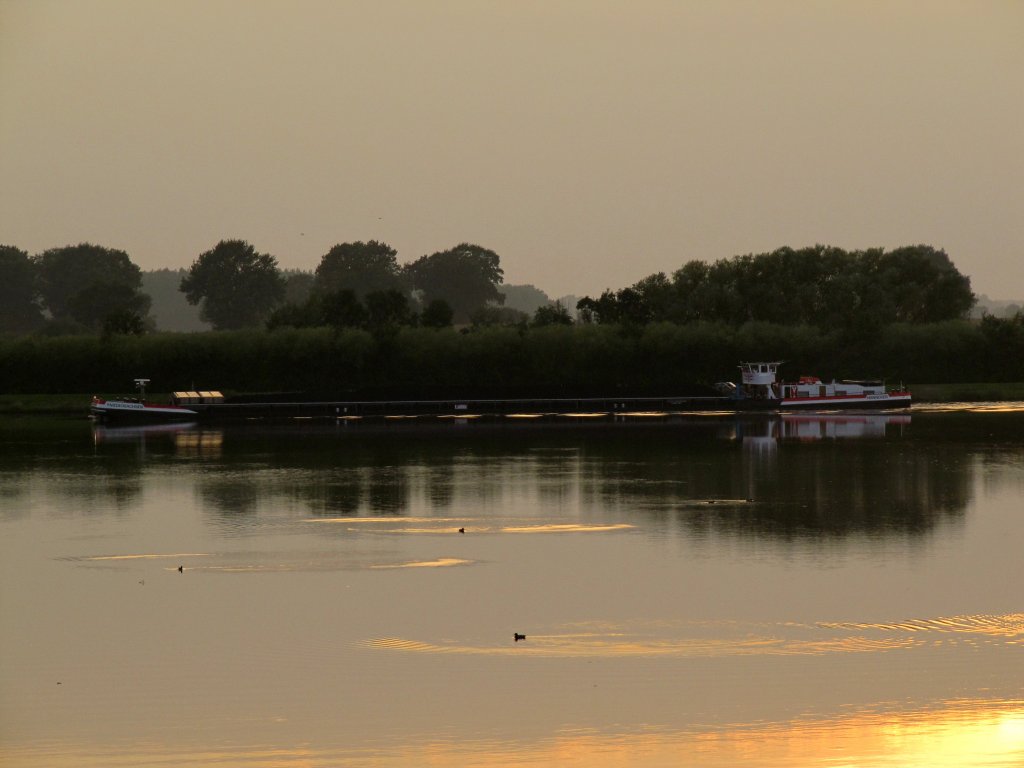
[3,318,1024,403]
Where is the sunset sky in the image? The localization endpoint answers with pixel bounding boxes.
[2,0,1021,299]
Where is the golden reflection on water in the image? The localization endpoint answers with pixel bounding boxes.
[500,523,634,533]
[8,699,1023,767]
[365,612,1024,658]
[80,553,212,561]
[821,613,1024,638]
[301,518,634,534]
[370,557,474,569]
[363,633,916,658]
[465,701,1024,768]
[303,516,467,524]
[913,401,1024,413]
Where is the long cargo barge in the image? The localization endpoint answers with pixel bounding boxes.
[177,394,733,420]
[90,362,911,423]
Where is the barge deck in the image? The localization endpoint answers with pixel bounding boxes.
[182,394,735,420]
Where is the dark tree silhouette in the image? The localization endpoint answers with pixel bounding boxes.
[102,308,147,337]
[405,243,504,323]
[35,243,150,331]
[320,289,369,328]
[181,240,285,330]
[532,303,574,327]
[0,245,44,332]
[67,281,150,332]
[580,245,975,330]
[314,241,405,298]
[420,299,454,328]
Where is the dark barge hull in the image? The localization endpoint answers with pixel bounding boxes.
[181,394,911,421]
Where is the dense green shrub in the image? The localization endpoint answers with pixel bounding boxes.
[0,319,1018,396]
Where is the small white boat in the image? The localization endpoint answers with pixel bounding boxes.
[90,396,198,422]
[736,362,911,410]
[89,378,199,422]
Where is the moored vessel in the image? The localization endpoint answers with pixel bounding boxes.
[89,379,206,422]
[92,365,909,422]
[90,396,199,422]
[730,362,911,410]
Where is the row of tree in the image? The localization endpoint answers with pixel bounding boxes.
[575,245,976,330]
[0,244,151,335]
[186,242,979,335]
[315,240,504,322]
[0,240,984,339]
[178,239,512,329]
[0,239,516,335]
[180,239,509,331]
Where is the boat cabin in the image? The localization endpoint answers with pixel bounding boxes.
[783,378,887,400]
[738,363,892,402]
[738,362,783,400]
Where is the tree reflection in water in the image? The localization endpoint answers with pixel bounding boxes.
[7,413,1017,541]
[152,415,972,540]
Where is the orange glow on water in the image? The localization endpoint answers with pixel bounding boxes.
[820,613,1024,639]
[370,557,474,569]
[7,700,1023,767]
[303,517,467,524]
[501,523,634,533]
[362,611,1024,658]
[82,553,212,561]
[362,633,916,658]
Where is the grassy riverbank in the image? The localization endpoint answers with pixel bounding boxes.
[4,320,1024,407]
[0,392,181,415]
[0,393,107,414]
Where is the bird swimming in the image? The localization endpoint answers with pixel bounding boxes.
[458,527,465,534]
[514,633,526,642]
[177,565,183,573]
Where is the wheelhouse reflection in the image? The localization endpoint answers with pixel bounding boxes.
[739,412,911,444]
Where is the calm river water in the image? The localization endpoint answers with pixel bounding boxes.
[2,406,1023,767]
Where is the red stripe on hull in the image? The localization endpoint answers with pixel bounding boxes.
[780,395,911,410]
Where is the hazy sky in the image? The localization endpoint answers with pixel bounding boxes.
[2,0,1021,299]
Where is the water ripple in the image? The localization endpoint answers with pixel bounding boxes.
[362,613,1024,659]
[820,613,1024,638]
